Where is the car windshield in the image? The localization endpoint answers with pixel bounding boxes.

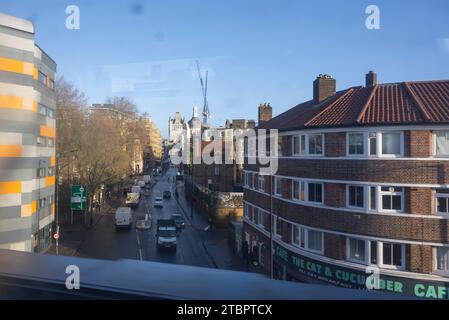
[159,230,176,237]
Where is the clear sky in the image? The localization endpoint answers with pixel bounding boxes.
[1,0,448,137]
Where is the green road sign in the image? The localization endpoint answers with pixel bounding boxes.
[71,185,87,210]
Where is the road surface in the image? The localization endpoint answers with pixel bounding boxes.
[77,168,214,268]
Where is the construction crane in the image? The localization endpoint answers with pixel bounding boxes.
[196,60,210,126]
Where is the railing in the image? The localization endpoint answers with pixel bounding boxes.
[0,249,404,300]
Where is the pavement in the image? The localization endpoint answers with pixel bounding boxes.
[47,168,247,272]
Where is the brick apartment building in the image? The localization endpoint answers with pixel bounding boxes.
[243,72,449,298]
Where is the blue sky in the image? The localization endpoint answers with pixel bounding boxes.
[1,0,448,137]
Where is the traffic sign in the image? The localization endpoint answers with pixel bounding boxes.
[71,185,87,210]
[53,233,59,240]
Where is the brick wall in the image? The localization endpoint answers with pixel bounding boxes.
[246,159,449,185]
[405,187,433,215]
[283,179,292,199]
[408,244,433,274]
[243,189,449,243]
[324,183,346,207]
[405,130,433,157]
[325,132,346,157]
[324,233,346,260]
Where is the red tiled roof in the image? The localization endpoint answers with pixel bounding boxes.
[259,80,449,130]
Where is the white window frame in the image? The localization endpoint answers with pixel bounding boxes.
[346,185,366,209]
[292,135,300,156]
[258,209,266,229]
[433,131,449,157]
[306,182,323,204]
[290,224,324,254]
[253,207,258,223]
[274,177,283,197]
[346,132,365,156]
[346,237,369,265]
[258,176,265,192]
[434,247,449,275]
[308,133,324,156]
[378,131,404,157]
[272,215,282,238]
[378,241,406,270]
[378,186,404,213]
[292,134,307,156]
[435,192,449,216]
[292,179,305,202]
[291,225,305,249]
[346,237,406,270]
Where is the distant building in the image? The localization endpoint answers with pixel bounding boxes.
[184,105,255,227]
[0,13,57,252]
[168,111,185,144]
[243,72,449,296]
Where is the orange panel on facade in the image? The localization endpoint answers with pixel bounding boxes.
[0,145,22,157]
[0,57,34,76]
[0,181,21,195]
[39,125,56,138]
[45,176,55,187]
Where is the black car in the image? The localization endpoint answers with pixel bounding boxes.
[163,190,172,198]
[171,214,185,229]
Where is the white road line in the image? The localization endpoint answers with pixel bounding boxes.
[138,248,143,261]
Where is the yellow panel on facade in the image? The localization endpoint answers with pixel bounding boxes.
[33,67,38,80]
[32,200,37,214]
[0,95,22,109]
[0,95,37,112]
[0,57,34,76]
[0,181,21,195]
[0,145,22,157]
[50,156,56,166]
[45,176,55,187]
[39,125,56,138]
[52,203,55,214]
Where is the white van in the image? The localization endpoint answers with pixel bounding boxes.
[138,180,146,188]
[131,185,141,194]
[115,207,132,229]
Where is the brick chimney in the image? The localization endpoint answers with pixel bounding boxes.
[365,70,377,87]
[258,103,272,124]
[313,74,336,104]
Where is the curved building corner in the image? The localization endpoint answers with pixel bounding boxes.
[0,12,57,252]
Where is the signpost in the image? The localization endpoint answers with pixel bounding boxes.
[54,225,59,255]
[71,185,87,224]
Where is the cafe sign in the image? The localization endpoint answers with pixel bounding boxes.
[274,242,449,300]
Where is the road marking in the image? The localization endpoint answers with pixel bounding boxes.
[138,248,143,260]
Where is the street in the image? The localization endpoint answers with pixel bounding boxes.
[76,168,216,268]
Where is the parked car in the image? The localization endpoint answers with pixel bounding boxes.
[153,196,163,208]
[171,214,185,229]
[163,190,171,199]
